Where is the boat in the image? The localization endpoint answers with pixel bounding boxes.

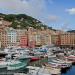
[0,61,7,69]
[0,53,30,71]
[0,59,28,73]
[26,66,40,75]
[13,53,32,60]
[1,48,30,71]
[0,58,7,69]
[48,58,71,69]
[7,61,25,70]
[43,63,61,75]
[66,55,75,63]
[26,66,52,75]
[30,56,40,62]
[0,58,27,71]
[26,65,61,75]
[7,59,29,71]
[38,67,52,75]
[53,58,71,66]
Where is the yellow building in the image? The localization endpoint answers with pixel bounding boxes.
[51,34,59,45]
[28,27,52,46]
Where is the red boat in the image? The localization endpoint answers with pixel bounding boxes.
[30,57,40,62]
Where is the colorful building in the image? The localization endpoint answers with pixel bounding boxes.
[40,29,52,45]
[51,32,75,48]
[28,27,53,47]
[28,27,36,48]
[51,34,59,45]
[6,28,17,48]
[20,36,28,48]
[0,30,8,48]
[60,32,75,48]
[16,29,27,45]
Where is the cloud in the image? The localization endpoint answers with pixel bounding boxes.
[0,0,49,19]
[0,0,55,27]
[66,8,75,15]
[0,0,47,14]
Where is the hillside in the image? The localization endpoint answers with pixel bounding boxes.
[0,13,52,30]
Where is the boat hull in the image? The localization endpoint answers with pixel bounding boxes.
[30,57,40,62]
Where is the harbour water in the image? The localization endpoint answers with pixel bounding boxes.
[62,66,75,75]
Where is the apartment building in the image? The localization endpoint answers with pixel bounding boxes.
[0,30,8,48]
[60,32,75,48]
[51,34,59,45]
[51,32,75,48]
[27,27,36,48]
[6,28,17,48]
[40,29,52,45]
[16,29,27,40]
[20,35,28,48]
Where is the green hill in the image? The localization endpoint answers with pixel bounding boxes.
[0,13,52,30]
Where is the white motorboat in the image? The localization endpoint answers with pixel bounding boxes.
[0,58,7,69]
[26,66,51,75]
[48,58,71,69]
[43,63,61,75]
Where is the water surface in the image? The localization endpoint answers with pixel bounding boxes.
[62,66,75,75]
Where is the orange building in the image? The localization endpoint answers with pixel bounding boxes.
[51,32,75,48]
[60,32,75,48]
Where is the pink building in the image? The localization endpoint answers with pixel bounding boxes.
[20,36,28,48]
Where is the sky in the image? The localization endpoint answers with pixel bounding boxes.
[0,0,75,30]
